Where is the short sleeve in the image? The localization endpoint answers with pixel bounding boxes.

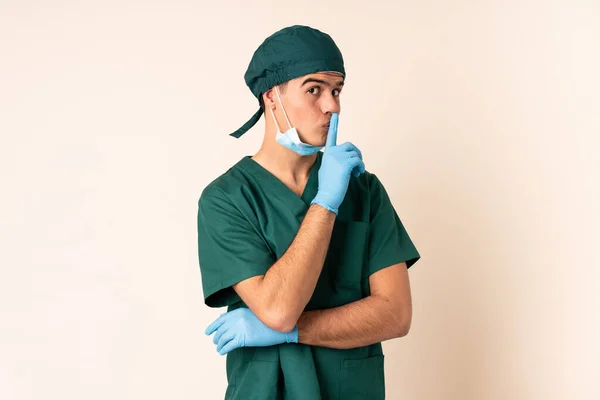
[197,187,275,308]
[368,174,421,275]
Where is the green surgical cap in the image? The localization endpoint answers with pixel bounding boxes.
[229,25,345,138]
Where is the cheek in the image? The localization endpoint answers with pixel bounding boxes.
[294,108,317,125]
[287,97,321,128]
[301,111,321,131]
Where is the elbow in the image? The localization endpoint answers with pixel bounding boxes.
[261,305,298,333]
[397,318,411,337]
[273,319,298,334]
[269,313,299,333]
[393,305,412,338]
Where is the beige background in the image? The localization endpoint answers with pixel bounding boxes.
[1,0,599,399]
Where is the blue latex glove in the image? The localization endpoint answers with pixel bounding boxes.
[205,308,298,356]
[311,112,366,214]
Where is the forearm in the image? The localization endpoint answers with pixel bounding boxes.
[296,295,408,349]
[258,204,335,331]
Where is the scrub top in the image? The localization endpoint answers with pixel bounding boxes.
[197,151,420,400]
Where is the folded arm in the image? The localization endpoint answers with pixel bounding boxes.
[297,262,412,349]
[206,262,413,354]
[232,204,335,332]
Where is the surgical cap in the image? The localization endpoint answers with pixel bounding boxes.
[229,25,346,138]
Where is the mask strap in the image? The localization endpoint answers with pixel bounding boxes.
[275,86,292,130]
[269,108,282,133]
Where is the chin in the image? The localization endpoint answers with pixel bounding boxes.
[298,132,325,146]
[306,138,326,147]
[317,134,328,146]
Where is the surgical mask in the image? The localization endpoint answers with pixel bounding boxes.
[270,86,324,156]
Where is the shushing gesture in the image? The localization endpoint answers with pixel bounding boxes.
[311,113,365,215]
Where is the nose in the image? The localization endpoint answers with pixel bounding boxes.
[320,91,341,115]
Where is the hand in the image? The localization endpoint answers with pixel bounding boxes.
[311,112,365,214]
[205,308,299,356]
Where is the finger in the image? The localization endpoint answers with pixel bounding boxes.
[355,146,363,160]
[356,161,366,175]
[205,313,227,336]
[213,322,231,345]
[337,142,361,159]
[352,162,365,177]
[336,141,353,152]
[325,113,338,148]
[216,331,237,353]
[346,150,359,160]
[218,339,241,356]
[347,157,364,173]
[347,145,362,160]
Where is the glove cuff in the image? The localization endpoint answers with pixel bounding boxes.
[310,196,338,215]
[286,325,299,343]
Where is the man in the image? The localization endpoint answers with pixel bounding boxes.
[197,25,420,400]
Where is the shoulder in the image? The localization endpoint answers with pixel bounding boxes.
[348,168,385,196]
[355,169,395,217]
[197,158,251,209]
[337,169,387,221]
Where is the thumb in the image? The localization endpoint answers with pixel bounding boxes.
[325,113,338,148]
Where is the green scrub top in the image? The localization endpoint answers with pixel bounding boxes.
[197,151,420,400]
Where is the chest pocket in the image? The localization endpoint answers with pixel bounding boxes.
[306,220,370,310]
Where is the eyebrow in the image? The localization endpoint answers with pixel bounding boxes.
[301,77,345,87]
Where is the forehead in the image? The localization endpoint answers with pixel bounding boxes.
[290,71,345,86]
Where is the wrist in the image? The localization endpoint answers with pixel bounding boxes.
[310,195,338,215]
[295,311,317,345]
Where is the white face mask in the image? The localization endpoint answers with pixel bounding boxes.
[270,86,324,156]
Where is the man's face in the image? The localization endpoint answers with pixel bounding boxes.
[274,72,344,146]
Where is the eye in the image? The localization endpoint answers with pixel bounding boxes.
[333,88,341,96]
[308,86,321,95]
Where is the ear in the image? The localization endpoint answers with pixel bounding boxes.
[263,88,277,110]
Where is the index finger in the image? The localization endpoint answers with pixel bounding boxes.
[325,113,338,148]
[205,313,227,336]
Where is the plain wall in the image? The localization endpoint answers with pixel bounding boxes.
[1,1,599,399]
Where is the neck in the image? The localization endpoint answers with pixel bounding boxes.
[251,125,318,184]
